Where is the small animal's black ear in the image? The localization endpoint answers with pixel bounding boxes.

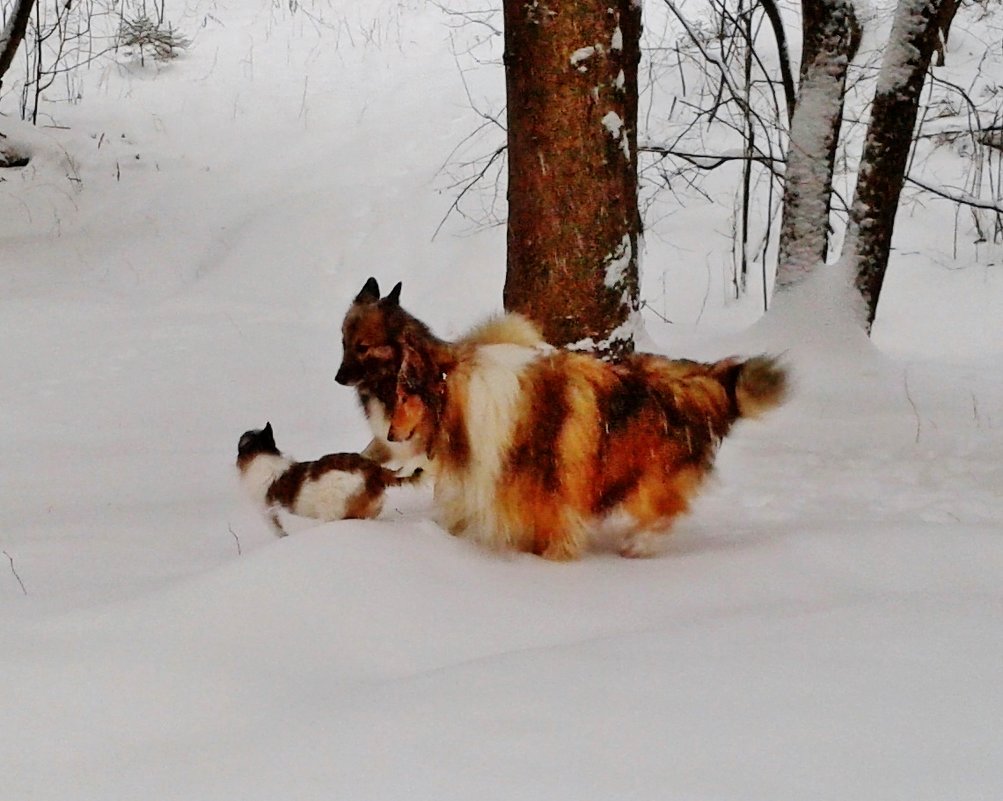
[355,277,380,304]
[263,422,274,444]
[385,281,402,306]
[264,422,272,434]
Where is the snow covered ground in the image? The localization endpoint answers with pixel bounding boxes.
[1,1,1001,798]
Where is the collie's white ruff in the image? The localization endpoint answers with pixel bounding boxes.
[432,343,541,550]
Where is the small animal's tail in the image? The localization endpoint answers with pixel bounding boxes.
[382,466,426,487]
[714,355,789,419]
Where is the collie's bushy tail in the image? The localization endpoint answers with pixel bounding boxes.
[460,313,545,349]
[732,355,789,419]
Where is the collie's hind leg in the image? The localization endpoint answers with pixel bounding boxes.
[619,527,668,559]
[618,469,702,558]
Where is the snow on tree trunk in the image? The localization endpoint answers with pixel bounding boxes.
[776,0,860,289]
[0,0,36,88]
[844,0,944,331]
[502,0,642,360]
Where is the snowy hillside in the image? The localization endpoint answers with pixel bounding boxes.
[1,0,1001,799]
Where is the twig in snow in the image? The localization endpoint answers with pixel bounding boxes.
[298,75,309,121]
[903,369,922,444]
[639,299,674,324]
[228,524,242,556]
[3,550,27,595]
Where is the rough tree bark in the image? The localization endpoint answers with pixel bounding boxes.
[502,0,642,359]
[0,0,36,90]
[775,0,860,289]
[845,0,944,330]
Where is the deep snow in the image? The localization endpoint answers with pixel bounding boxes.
[1,1,1001,799]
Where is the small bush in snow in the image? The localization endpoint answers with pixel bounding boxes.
[117,14,190,63]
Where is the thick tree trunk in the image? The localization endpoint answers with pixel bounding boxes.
[0,0,36,89]
[845,0,943,330]
[502,0,642,359]
[775,0,860,289]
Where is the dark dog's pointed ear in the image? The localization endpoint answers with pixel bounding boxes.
[355,277,380,304]
[263,422,274,441]
[385,281,402,306]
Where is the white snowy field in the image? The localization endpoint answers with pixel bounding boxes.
[1,1,1001,799]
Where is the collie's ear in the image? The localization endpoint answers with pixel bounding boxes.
[399,339,421,380]
[263,421,273,435]
[355,277,380,304]
[385,281,402,306]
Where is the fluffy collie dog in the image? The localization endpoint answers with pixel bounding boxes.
[237,423,423,537]
[334,276,545,467]
[388,334,788,560]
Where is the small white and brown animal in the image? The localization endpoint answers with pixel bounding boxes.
[236,423,423,537]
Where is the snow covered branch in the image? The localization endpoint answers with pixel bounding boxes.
[906,174,1003,214]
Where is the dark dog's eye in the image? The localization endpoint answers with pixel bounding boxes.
[355,343,369,355]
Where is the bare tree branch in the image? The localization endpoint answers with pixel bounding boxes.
[640,144,783,171]
[432,144,506,240]
[906,174,1003,214]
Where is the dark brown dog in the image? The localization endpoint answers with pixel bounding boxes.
[335,277,544,465]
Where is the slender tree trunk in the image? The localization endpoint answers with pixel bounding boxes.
[845,0,943,330]
[759,0,797,125]
[775,0,860,289]
[502,0,642,359]
[0,0,36,89]
[932,0,959,66]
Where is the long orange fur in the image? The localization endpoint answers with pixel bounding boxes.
[389,330,788,560]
